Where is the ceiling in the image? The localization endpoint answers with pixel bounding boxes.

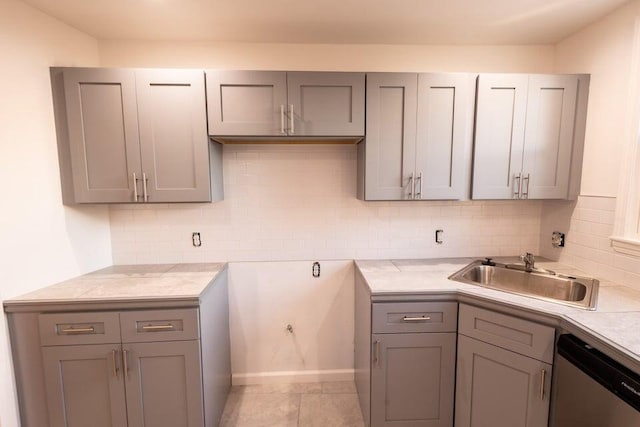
[20,0,630,45]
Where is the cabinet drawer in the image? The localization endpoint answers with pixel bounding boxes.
[120,309,199,343]
[458,304,555,363]
[372,302,457,333]
[39,312,121,346]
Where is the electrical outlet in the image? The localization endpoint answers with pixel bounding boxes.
[552,231,565,248]
[192,232,201,247]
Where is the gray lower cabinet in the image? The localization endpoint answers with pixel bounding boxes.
[52,67,221,204]
[42,341,206,427]
[42,344,128,427]
[455,304,555,427]
[371,333,456,427]
[455,335,552,427]
[124,341,204,427]
[357,72,475,201]
[7,269,230,427]
[355,271,458,427]
[40,312,207,427]
[206,70,365,138]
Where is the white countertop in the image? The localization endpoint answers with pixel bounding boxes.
[3,263,226,308]
[356,257,640,371]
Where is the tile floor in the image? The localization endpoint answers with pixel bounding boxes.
[220,381,365,426]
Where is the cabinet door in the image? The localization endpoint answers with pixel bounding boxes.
[522,75,578,199]
[42,344,127,427]
[124,340,204,427]
[206,70,287,136]
[455,335,552,427]
[371,333,456,427]
[63,68,141,203]
[136,70,211,203]
[287,72,365,136]
[415,73,474,200]
[364,73,418,200]
[472,74,529,199]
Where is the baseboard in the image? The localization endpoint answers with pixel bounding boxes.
[232,369,355,385]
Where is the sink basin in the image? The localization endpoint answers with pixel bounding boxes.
[449,260,599,310]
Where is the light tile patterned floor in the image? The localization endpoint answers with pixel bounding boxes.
[221,381,365,426]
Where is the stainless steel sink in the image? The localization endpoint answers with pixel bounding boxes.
[449,260,599,309]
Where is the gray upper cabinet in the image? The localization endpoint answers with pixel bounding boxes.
[136,70,213,203]
[287,72,365,136]
[206,70,365,138]
[59,68,142,203]
[361,73,418,200]
[416,73,474,200]
[52,67,220,204]
[522,75,578,199]
[42,344,128,427]
[359,73,474,201]
[473,73,584,200]
[206,70,288,136]
[472,74,528,200]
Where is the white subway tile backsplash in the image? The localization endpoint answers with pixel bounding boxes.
[110,145,542,264]
[540,195,640,291]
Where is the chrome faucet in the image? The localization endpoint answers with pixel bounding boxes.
[520,252,535,272]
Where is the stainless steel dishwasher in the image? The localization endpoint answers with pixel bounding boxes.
[552,334,640,427]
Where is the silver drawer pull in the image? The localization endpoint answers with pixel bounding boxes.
[61,326,95,333]
[111,350,119,378]
[123,349,129,379]
[402,316,431,322]
[141,324,174,331]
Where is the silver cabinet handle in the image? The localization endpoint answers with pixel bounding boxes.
[408,173,414,199]
[373,340,380,367]
[280,104,286,134]
[61,326,95,333]
[142,172,149,202]
[514,173,522,199]
[111,350,119,378]
[540,369,546,400]
[289,104,295,134]
[403,316,432,322]
[141,324,174,331]
[132,173,138,202]
[122,349,129,380]
[416,172,423,199]
[522,173,530,199]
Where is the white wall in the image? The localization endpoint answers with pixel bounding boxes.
[555,0,640,197]
[229,261,354,384]
[0,1,112,426]
[540,196,640,292]
[538,0,640,291]
[98,40,555,72]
